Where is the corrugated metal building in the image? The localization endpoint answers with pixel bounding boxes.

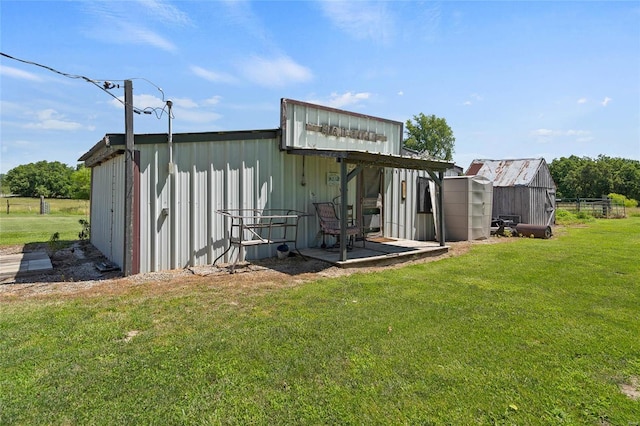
[80,99,454,274]
[466,158,556,226]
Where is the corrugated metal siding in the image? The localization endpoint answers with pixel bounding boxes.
[528,186,552,226]
[89,135,448,273]
[385,168,435,241]
[90,155,125,269]
[469,159,544,187]
[137,137,352,272]
[471,158,556,226]
[282,100,403,155]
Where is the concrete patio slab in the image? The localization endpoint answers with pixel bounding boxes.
[299,239,448,268]
[0,251,53,282]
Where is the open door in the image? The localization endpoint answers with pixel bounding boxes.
[358,167,383,238]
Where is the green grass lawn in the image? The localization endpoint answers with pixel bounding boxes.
[1,219,639,424]
[0,197,89,245]
[0,216,86,245]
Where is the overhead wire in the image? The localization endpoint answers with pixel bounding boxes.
[0,52,168,118]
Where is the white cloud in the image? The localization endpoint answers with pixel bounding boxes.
[24,109,85,131]
[532,128,592,142]
[601,96,612,106]
[82,2,184,52]
[0,65,43,82]
[171,97,199,109]
[463,93,483,106]
[109,94,222,124]
[577,97,587,104]
[533,128,555,137]
[397,91,404,96]
[239,55,312,87]
[135,0,191,26]
[129,25,176,52]
[204,96,222,105]
[191,65,238,84]
[307,92,371,109]
[319,1,394,44]
[174,110,222,124]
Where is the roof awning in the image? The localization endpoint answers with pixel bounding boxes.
[284,148,454,172]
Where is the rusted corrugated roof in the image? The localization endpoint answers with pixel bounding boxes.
[465,158,545,187]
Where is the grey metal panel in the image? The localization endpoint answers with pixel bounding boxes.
[108,133,447,274]
[443,176,492,241]
[470,158,545,187]
[90,154,125,269]
[139,145,170,273]
[135,137,356,272]
[384,168,435,241]
[468,157,556,227]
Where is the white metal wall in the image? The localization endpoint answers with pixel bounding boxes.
[443,176,493,241]
[282,100,403,155]
[384,168,436,241]
[137,137,353,273]
[88,136,447,273]
[90,155,125,269]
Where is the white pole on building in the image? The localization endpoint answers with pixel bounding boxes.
[167,100,177,269]
[167,100,174,171]
[123,79,135,276]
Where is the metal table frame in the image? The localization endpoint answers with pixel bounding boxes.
[215,209,309,271]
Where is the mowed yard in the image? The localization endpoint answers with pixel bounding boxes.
[1,218,639,424]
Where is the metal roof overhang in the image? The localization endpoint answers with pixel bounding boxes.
[285,148,454,173]
[286,148,452,261]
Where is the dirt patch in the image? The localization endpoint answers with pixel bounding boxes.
[619,376,640,400]
[0,238,508,300]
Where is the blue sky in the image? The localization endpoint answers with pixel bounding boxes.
[1,0,639,174]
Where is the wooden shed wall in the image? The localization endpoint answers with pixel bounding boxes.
[491,163,556,226]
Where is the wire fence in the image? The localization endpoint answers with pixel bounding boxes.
[3,197,89,216]
[556,198,626,218]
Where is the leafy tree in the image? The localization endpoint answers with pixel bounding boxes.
[404,113,455,161]
[5,161,74,198]
[549,155,587,198]
[550,155,640,201]
[0,173,9,195]
[71,164,91,200]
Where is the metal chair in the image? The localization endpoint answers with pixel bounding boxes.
[313,202,362,249]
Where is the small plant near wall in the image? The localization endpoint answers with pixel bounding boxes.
[48,232,63,253]
[78,219,90,240]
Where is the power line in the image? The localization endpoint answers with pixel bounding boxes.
[0,52,167,117]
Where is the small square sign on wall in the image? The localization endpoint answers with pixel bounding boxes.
[327,172,340,186]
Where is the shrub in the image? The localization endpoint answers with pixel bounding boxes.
[555,208,595,225]
[608,193,638,208]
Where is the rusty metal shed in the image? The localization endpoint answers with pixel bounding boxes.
[466,158,556,226]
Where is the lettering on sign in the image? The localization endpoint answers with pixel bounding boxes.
[305,123,387,142]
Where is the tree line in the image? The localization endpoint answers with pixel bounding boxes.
[1,161,90,199]
[549,155,640,204]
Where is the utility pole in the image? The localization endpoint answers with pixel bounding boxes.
[123,80,135,276]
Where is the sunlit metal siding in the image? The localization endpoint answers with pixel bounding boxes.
[384,168,436,241]
[87,132,450,274]
[90,155,125,269]
[138,146,170,273]
[135,136,351,273]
